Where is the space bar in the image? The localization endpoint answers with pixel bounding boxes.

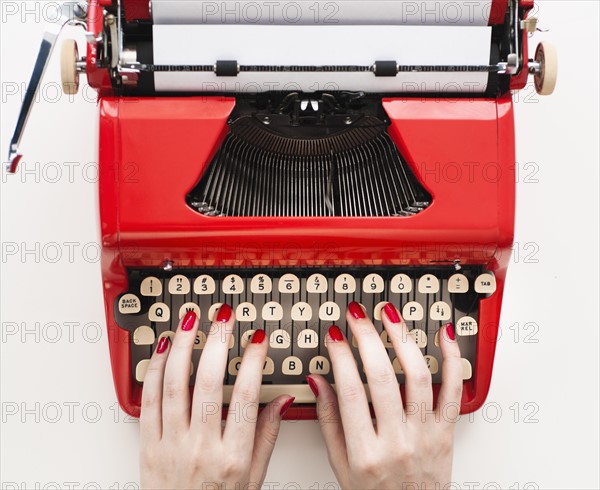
[222,384,373,404]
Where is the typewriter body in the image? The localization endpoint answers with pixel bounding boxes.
[7,0,556,418]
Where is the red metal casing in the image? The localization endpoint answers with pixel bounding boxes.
[99,96,515,418]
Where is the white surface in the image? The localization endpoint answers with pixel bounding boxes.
[152,0,493,25]
[1,2,599,489]
[153,25,491,93]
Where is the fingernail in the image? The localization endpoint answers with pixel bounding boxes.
[251,329,266,344]
[181,310,197,331]
[216,303,232,323]
[348,301,366,319]
[328,325,344,342]
[383,302,401,323]
[445,323,456,341]
[156,336,170,354]
[306,376,319,398]
[279,397,295,417]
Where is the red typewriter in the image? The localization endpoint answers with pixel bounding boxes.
[7,0,556,418]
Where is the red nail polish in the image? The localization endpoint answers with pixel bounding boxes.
[306,376,319,398]
[216,304,232,323]
[279,397,295,417]
[446,323,456,341]
[251,329,266,344]
[348,301,366,319]
[328,325,344,342]
[156,336,169,354]
[181,310,197,331]
[383,302,401,323]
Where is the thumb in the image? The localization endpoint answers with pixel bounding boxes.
[309,375,349,475]
[248,395,294,485]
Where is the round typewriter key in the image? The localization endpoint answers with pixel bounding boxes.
[278,274,300,294]
[140,276,162,296]
[194,274,216,295]
[133,326,155,346]
[262,302,283,321]
[269,329,291,349]
[168,275,190,295]
[456,316,478,336]
[448,274,469,293]
[250,274,272,294]
[334,274,356,293]
[135,359,151,383]
[309,356,330,375]
[418,274,440,294]
[222,274,244,295]
[291,302,312,322]
[149,302,170,322]
[297,329,319,348]
[402,301,424,321]
[362,273,384,293]
[306,273,328,294]
[474,272,496,294]
[319,302,340,321]
[118,294,141,314]
[282,356,303,375]
[236,302,257,322]
[430,301,451,321]
[390,273,412,293]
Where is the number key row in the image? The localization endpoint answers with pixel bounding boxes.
[137,272,496,297]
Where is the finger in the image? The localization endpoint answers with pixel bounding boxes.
[346,302,403,433]
[161,310,198,436]
[248,395,293,486]
[325,324,376,453]
[382,302,433,414]
[223,329,268,448]
[140,335,171,445]
[308,375,350,479]
[436,322,463,423]
[191,304,235,434]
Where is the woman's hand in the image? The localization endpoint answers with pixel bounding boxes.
[308,302,463,490]
[139,305,293,490]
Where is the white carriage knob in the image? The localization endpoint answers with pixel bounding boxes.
[533,41,557,96]
[61,39,80,95]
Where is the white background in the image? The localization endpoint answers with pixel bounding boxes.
[1,2,599,489]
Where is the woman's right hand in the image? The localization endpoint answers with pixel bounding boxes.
[308,302,464,490]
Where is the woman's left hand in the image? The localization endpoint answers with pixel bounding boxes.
[139,305,293,490]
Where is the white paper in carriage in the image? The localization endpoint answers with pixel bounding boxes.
[151,0,494,94]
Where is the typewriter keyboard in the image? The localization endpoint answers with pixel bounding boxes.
[115,267,496,402]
